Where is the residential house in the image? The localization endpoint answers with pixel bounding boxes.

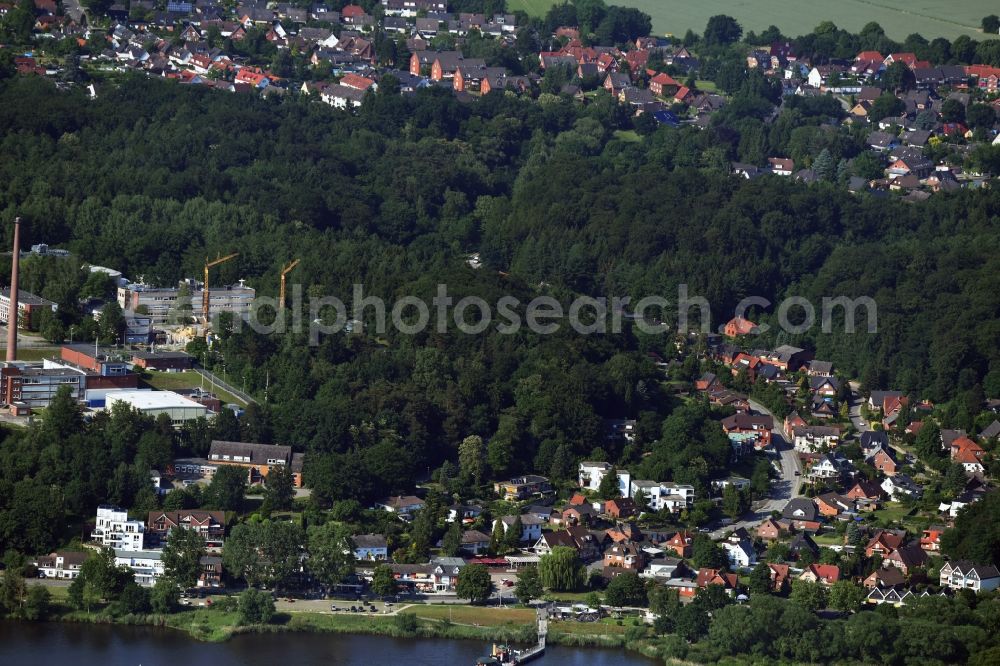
[939,561,1000,593]
[884,544,928,575]
[721,533,756,569]
[146,510,226,548]
[723,316,757,337]
[447,503,483,524]
[459,529,491,555]
[578,462,631,497]
[645,557,684,579]
[756,518,785,542]
[809,454,848,481]
[664,531,693,558]
[809,375,840,397]
[721,413,774,450]
[784,412,808,440]
[695,372,720,392]
[562,504,597,526]
[114,549,165,587]
[783,498,821,532]
[846,479,883,502]
[198,555,223,588]
[696,568,739,594]
[533,527,601,561]
[603,542,645,573]
[603,71,631,95]
[629,480,694,512]
[788,533,820,560]
[814,492,853,518]
[768,563,791,592]
[761,345,813,371]
[920,526,945,553]
[865,529,905,558]
[494,475,552,501]
[207,440,304,487]
[881,474,922,500]
[807,360,834,376]
[882,394,910,428]
[648,71,679,96]
[859,431,890,457]
[377,495,426,517]
[978,420,1000,441]
[864,566,906,589]
[353,534,388,561]
[604,419,638,443]
[799,563,840,586]
[707,388,750,412]
[91,505,145,552]
[866,446,899,476]
[321,84,367,108]
[792,425,841,453]
[866,586,928,606]
[950,436,986,473]
[605,497,637,519]
[34,551,88,580]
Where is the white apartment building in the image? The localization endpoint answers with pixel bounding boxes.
[629,480,695,513]
[578,461,632,497]
[91,505,145,551]
[114,549,165,587]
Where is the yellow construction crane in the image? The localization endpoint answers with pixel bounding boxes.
[279,259,300,311]
[202,252,239,324]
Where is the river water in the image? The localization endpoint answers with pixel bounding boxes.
[0,621,657,666]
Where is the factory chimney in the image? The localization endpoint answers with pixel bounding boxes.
[7,217,21,362]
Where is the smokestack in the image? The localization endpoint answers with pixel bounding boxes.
[7,217,20,362]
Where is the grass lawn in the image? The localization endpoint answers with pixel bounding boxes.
[8,346,60,361]
[693,80,717,93]
[505,0,557,16]
[612,129,642,143]
[549,617,630,636]
[608,0,995,41]
[813,532,843,546]
[140,371,247,406]
[507,0,998,41]
[403,604,535,627]
[541,591,596,603]
[870,502,915,525]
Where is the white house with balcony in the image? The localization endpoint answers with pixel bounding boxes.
[91,505,145,551]
[629,480,694,513]
[114,549,165,587]
[578,462,631,497]
[939,561,1000,593]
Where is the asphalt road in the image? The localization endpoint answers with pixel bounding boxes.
[848,382,869,433]
[63,0,85,23]
[710,400,803,539]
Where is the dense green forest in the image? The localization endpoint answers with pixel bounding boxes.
[0,74,998,498]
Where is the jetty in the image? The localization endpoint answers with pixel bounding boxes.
[476,606,548,665]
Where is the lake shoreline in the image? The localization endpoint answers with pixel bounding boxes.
[37,604,661,660]
[0,619,660,666]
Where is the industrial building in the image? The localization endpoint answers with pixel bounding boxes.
[0,361,86,408]
[0,288,57,330]
[117,280,255,325]
[104,389,209,425]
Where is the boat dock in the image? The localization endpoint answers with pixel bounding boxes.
[476,606,548,666]
[513,607,547,664]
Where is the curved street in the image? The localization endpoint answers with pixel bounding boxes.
[710,399,803,538]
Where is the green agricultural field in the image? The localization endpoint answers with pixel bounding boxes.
[514,0,1000,42]
[506,0,558,16]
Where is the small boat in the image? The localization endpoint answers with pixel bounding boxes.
[476,644,516,665]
